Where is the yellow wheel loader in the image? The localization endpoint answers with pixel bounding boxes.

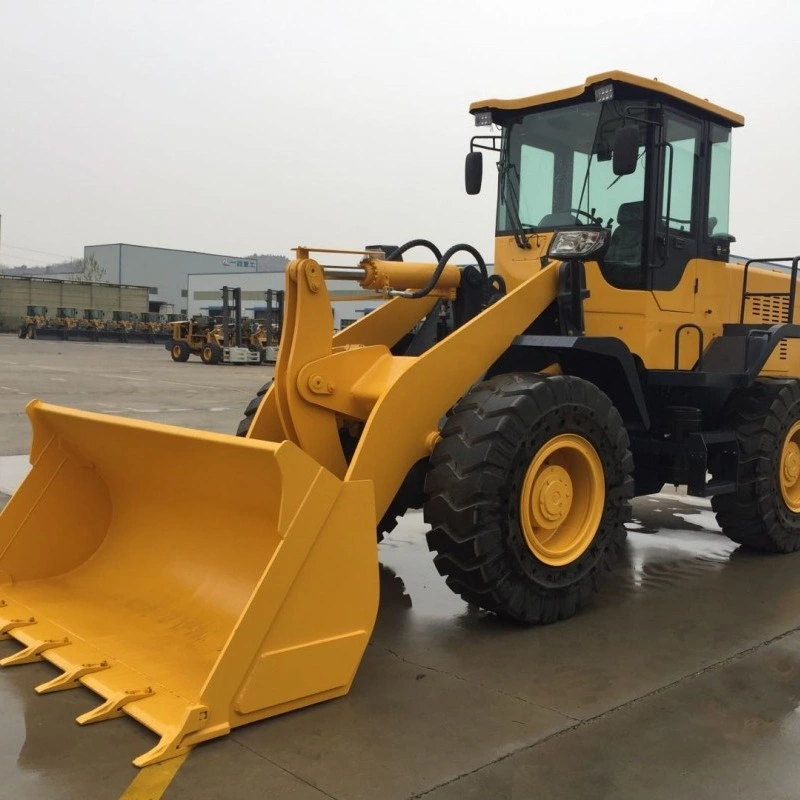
[17,305,48,338]
[77,309,105,341]
[35,307,80,340]
[168,316,223,362]
[3,71,800,767]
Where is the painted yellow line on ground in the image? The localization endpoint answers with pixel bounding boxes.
[119,753,188,800]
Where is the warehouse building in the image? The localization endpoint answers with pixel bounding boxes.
[187,272,384,331]
[0,274,150,332]
[83,244,269,315]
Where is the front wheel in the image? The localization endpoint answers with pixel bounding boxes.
[18,326,27,339]
[424,373,633,624]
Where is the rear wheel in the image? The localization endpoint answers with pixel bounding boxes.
[170,341,191,362]
[712,379,800,552]
[424,373,633,624]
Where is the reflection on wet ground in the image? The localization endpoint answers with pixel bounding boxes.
[5,490,800,799]
[628,490,717,534]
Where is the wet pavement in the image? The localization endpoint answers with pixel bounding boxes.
[2,335,800,798]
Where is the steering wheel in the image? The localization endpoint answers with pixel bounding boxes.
[569,208,603,226]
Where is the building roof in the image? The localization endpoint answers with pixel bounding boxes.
[85,243,257,260]
[0,273,151,290]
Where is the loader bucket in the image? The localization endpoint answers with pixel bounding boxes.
[0,401,379,766]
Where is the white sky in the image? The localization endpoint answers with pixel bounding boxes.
[1,0,798,267]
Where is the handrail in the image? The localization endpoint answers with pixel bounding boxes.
[674,323,704,370]
[739,256,800,323]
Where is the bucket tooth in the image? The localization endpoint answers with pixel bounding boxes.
[35,660,110,694]
[0,616,36,641]
[0,636,70,666]
[77,687,154,725]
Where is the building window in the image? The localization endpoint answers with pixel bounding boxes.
[340,318,356,328]
[181,289,188,297]
[149,287,158,295]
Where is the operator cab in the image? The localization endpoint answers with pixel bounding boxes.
[467,71,743,291]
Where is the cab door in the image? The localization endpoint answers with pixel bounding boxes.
[650,110,703,313]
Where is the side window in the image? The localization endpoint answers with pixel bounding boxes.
[517,144,554,226]
[708,124,732,237]
[662,112,701,234]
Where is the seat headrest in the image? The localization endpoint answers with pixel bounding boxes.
[617,201,644,225]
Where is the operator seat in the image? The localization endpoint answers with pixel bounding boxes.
[606,201,643,264]
[603,201,644,287]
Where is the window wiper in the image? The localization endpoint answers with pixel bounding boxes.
[497,161,531,250]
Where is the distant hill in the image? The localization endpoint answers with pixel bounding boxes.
[2,252,290,276]
[0,260,76,276]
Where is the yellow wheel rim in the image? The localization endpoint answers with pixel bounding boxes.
[172,345,181,357]
[780,421,800,512]
[519,433,605,567]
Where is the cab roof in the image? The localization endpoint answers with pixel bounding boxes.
[470,70,744,127]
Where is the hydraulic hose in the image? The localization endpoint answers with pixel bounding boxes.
[392,243,489,300]
[383,239,443,263]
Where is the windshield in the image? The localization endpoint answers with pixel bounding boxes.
[497,101,648,239]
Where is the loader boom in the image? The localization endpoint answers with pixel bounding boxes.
[255,248,559,522]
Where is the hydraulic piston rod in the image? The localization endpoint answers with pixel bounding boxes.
[320,260,462,294]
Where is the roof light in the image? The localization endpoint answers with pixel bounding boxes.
[474,110,493,127]
[594,83,614,102]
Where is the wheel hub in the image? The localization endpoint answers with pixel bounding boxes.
[780,422,800,512]
[530,465,573,528]
[783,444,800,483]
[519,433,605,567]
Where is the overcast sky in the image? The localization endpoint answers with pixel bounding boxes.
[1,0,798,267]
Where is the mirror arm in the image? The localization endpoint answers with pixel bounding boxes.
[470,135,502,153]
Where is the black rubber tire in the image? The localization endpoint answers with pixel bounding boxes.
[29,326,37,340]
[201,342,222,365]
[236,382,273,437]
[424,373,633,624]
[712,379,800,552]
[170,341,191,362]
[18,326,27,339]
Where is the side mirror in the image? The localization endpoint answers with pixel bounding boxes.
[613,126,639,176]
[465,151,483,195]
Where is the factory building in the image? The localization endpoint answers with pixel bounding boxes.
[83,244,266,315]
[187,272,384,331]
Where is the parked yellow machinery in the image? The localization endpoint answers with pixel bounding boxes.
[104,310,137,342]
[26,307,80,340]
[17,306,48,339]
[3,71,800,768]
[168,316,222,362]
[131,312,170,343]
[77,309,105,341]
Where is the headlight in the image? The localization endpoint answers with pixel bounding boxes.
[548,229,608,260]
